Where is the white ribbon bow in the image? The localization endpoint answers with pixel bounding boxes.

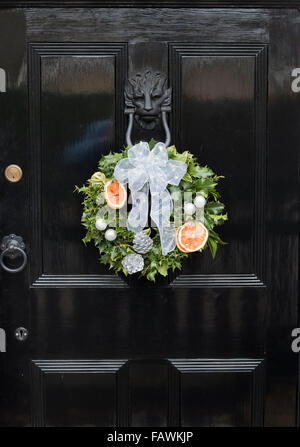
[114,141,187,255]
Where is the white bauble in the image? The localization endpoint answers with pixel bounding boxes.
[194,194,206,208]
[184,202,196,215]
[105,229,117,241]
[95,218,107,231]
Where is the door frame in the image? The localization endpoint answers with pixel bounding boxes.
[0,0,299,428]
[0,1,300,9]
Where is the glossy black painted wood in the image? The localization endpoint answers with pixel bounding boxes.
[28,43,127,285]
[1,1,300,8]
[169,43,267,286]
[0,5,299,427]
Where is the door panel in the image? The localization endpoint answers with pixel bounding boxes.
[0,5,299,427]
[31,359,126,427]
[170,359,264,427]
[31,358,264,427]
[29,43,127,282]
[170,43,267,283]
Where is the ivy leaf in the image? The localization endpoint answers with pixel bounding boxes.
[206,201,225,214]
[82,234,92,244]
[187,159,196,175]
[149,138,157,150]
[209,229,226,245]
[208,213,228,224]
[98,151,124,177]
[208,238,218,259]
[181,181,193,191]
[167,145,177,158]
[182,172,193,182]
[195,178,218,190]
[146,270,157,282]
[193,165,214,178]
[157,262,169,277]
[173,151,189,163]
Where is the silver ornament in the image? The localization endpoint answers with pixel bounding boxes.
[95,218,107,231]
[194,194,206,208]
[133,232,153,254]
[122,254,144,274]
[105,229,117,241]
[184,202,196,215]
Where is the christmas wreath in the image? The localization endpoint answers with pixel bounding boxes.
[76,139,227,281]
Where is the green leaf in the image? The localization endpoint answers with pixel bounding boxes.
[98,151,124,177]
[208,213,228,223]
[206,201,225,214]
[181,181,193,191]
[208,238,218,259]
[146,270,157,282]
[157,262,169,277]
[182,172,193,182]
[167,145,177,158]
[187,159,196,175]
[173,151,189,163]
[194,178,218,191]
[193,165,214,178]
[149,138,157,150]
[209,229,226,245]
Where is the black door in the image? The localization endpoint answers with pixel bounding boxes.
[0,2,299,427]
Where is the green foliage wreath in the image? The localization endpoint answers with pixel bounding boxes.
[76,139,227,281]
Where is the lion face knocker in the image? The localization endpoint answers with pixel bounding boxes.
[125,70,172,131]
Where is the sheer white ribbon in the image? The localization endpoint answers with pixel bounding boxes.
[114,142,187,255]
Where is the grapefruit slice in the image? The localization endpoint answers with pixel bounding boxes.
[176,226,190,253]
[104,180,127,209]
[177,221,208,252]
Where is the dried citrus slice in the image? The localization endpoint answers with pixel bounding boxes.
[177,221,208,252]
[104,180,127,209]
[176,226,190,253]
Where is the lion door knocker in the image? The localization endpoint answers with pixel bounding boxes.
[124,70,172,146]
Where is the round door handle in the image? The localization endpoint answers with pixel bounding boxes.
[0,234,27,273]
[0,246,27,273]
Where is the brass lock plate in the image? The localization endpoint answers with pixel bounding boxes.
[5,164,23,183]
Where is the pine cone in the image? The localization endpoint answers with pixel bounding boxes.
[122,254,144,275]
[133,232,153,254]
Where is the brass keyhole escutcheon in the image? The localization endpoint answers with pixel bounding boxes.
[5,164,23,183]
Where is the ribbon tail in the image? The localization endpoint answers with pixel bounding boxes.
[127,184,149,233]
[150,190,176,255]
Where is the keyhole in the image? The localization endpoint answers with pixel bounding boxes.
[15,327,28,342]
